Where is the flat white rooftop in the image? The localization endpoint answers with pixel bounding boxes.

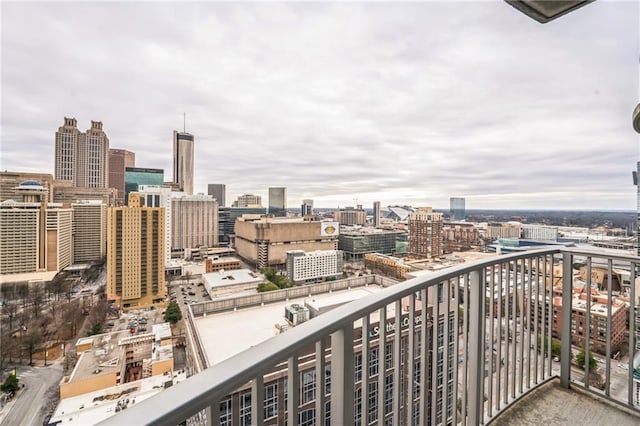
[194,286,385,366]
[49,371,187,425]
[203,269,262,289]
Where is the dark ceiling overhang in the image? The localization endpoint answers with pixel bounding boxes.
[505,0,596,23]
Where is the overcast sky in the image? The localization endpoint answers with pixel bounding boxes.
[1,1,638,210]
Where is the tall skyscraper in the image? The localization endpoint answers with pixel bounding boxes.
[106,192,166,309]
[55,117,110,188]
[408,207,443,258]
[301,199,313,216]
[373,201,381,227]
[207,184,226,207]
[108,149,135,205]
[268,187,287,217]
[449,197,466,221]
[173,130,194,195]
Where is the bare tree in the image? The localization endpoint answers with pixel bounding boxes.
[30,282,45,318]
[22,328,42,366]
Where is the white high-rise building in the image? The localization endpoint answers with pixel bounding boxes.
[171,194,218,253]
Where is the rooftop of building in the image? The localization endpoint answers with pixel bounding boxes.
[193,285,388,366]
[202,269,263,289]
[68,323,173,384]
[50,370,188,425]
[68,332,126,384]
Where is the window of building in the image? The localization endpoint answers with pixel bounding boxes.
[301,370,316,404]
[219,398,232,426]
[240,392,251,426]
[299,408,315,426]
[264,382,278,419]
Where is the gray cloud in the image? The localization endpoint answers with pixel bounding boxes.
[1,1,638,210]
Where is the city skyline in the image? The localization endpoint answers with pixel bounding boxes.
[1,2,638,210]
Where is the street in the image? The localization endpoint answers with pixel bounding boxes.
[0,361,63,426]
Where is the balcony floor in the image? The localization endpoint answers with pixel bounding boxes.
[491,379,640,425]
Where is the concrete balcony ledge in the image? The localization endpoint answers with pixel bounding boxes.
[491,379,640,425]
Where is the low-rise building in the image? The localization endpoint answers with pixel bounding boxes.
[285,250,343,284]
[60,323,174,400]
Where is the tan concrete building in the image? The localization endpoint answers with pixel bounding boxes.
[235,217,339,269]
[108,149,135,205]
[232,193,262,207]
[53,180,116,207]
[55,118,110,188]
[408,207,443,258]
[0,180,73,275]
[72,200,107,263]
[0,171,54,203]
[486,222,522,240]
[171,194,218,253]
[334,205,367,225]
[106,193,166,310]
[60,323,174,400]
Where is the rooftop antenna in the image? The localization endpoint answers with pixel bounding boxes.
[183,112,186,132]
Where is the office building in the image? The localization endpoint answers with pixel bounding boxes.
[108,149,135,205]
[190,281,455,426]
[408,207,443,258]
[442,222,481,253]
[171,194,219,254]
[522,224,559,242]
[486,222,522,240]
[338,228,404,261]
[218,206,268,244]
[301,199,313,216]
[373,201,381,227]
[55,118,110,188]
[53,182,117,207]
[173,130,194,195]
[137,185,173,263]
[0,171,54,203]
[71,200,107,263]
[235,217,339,269]
[285,250,343,284]
[268,187,287,217]
[0,180,72,274]
[449,197,465,221]
[335,205,367,226]
[124,167,164,205]
[232,193,262,208]
[207,184,226,207]
[106,193,166,310]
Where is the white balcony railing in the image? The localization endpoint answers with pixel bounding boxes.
[99,248,640,425]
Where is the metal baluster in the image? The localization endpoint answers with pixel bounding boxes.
[330,325,354,425]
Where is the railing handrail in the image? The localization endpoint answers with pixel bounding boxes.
[98,247,640,425]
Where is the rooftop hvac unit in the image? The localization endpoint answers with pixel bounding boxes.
[284,303,310,326]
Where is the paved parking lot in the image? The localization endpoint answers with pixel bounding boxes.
[169,278,211,308]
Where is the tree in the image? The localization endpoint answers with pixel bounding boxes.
[537,336,562,358]
[576,346,597,370]
[164,301,182,324]
[87,323,102,336]
[257,282,280,293]
[30,282,45,318]
[1,374,19,393]
[22,329,43,366]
